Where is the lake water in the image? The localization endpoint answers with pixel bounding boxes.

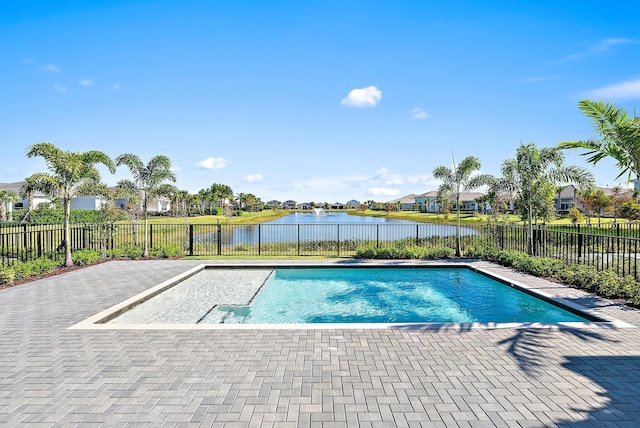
[265,211,417,225]
[214,212,479,246]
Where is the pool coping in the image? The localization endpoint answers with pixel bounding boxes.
[68,261,635,330]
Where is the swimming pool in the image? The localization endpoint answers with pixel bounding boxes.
[103,266,594,325]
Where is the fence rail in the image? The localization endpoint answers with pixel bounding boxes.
[3,222,640,281]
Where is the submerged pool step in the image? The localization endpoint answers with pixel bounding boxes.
[108,269,272,324]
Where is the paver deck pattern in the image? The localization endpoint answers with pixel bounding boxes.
[1,259,640,427]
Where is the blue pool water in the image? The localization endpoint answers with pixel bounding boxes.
[221,268,590,324]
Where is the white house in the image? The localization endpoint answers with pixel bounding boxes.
[0,181,51,213]
[388,194,419,211]
[115,196,171,213]
[414,191,486,213]
[70,196,110,210]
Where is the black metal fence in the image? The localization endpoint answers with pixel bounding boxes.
[3,221,640,281]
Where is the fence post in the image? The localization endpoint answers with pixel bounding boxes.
[217,223,222,256]
[189,224,194,256]
[37,231,42,257]
[149,224,153,249]
[376,224,379,249]
[258,224,261,256]
[23,224,27,249]
[297,224,300,256]
[577,224,583,260]
[416,224,419,246]
[337,224,340,257]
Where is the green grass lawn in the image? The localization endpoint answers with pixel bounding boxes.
[146,210,290,225]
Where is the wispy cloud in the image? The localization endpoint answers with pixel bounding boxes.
[563,38,638,62]
[53,84,67,94]
[39,63,61,73]
[368,187,401,197]
[243,173,263,183]
[341,86,382,108]
[113,83,121,90]
[80,79,93,86]
[410,107,429,119]
[171,162,182,173]
[519,76,559,83]
[195,157,229,170]
[584,78,640,100]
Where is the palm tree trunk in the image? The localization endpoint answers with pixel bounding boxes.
[143,199,149,258]
[63,198,73,267]
[455,197,461,257]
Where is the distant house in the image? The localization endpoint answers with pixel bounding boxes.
[265,200,282,209]
[330,202,345,209]
[345,200,361,209]
[414,191,439,212]
[415,191,486,213]
[554,184,634,214]
[115,196,171,213]
[70,196,109,210]
[283,200,297,209]
[0,181,51,214]
[298,202,312,210]
[389,194,419,211]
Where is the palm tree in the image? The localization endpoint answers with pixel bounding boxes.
[25,142,115,266]
[115,154,176,257]
[433,155,494,256]
[0,191,18,222]
[500,143,594,254]
[19,177,39,223]
[559,99,640,183]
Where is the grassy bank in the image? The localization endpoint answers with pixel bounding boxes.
[146,210,289,225]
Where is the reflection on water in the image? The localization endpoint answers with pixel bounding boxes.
[193,212,479,246]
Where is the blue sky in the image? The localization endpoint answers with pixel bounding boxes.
[2,1,640,203]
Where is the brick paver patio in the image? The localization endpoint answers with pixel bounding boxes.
[2,259,640,427]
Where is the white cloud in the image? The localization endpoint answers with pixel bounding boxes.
[53,84,67,94]
[171,162,182,173]
[113,83,121,90]
[368,187,401,197]
[584,78,640,100]
[563,38,638,62]
[411,107,429,119]
[80,79,93,86]
[195,157,229,170]
[243,173,263,183]
[341,86,382,108]
[519,76,559,83]
[39,63,61,72]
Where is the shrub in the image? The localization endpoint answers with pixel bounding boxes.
[567,207,584,224]
[150,245,184,258]
[108,245,143,259]
[72,249,102,266]
[0,267,15,285]
[11,258,60,280]
[355,246,455,260]
[620,201,640,220]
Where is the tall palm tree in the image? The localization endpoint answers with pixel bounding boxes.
[25,142,115,266]
[0,191,18,222]
[115,154,176,257]
[559,99,640,183]
[433,155,494,256]
[500,143,594,254]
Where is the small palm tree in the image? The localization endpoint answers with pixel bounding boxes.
[433,155,494,256]
[501,143,594,254]
[0,190,18,222]
[25,142,115,266]
[115,154,176,257]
